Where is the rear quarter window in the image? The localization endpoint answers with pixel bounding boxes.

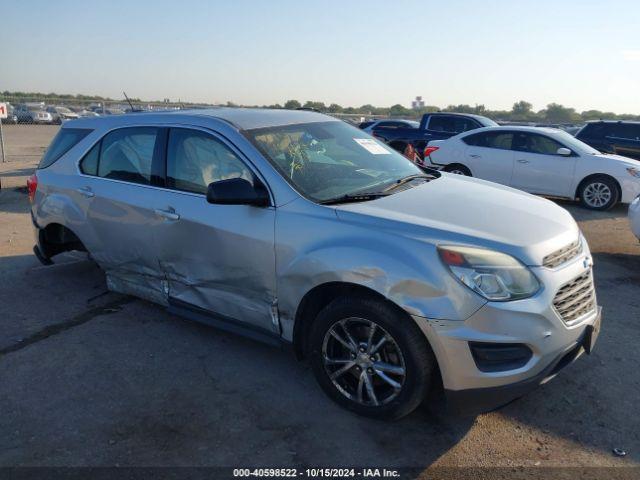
[38,128,92,169]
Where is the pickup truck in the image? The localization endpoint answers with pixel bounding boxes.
[371,112,497,160]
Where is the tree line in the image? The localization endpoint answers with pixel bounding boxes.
[274,99,640,124]
[3,91,639,123]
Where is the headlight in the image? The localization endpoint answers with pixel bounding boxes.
[627,167,640,178]
[438,246,540,301]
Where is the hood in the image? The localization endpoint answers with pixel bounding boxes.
[335,174,579,266]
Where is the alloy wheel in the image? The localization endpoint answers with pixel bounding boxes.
[583,182,612,208]
[322,317,406,407]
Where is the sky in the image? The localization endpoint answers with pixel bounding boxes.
[1,0,639,113]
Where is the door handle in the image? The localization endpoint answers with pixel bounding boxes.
[469,154,481,159]
[154,208,180,221]
[517,159,530,164]
[77,186,94,198]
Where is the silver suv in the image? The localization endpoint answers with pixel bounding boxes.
[29,109,601,419]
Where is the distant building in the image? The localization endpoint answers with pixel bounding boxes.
[411,96,425,110]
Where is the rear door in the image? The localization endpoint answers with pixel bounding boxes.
[154,127,278,334]
[460,131,516,185]
[77,126,168,304]
[511,132,577,197]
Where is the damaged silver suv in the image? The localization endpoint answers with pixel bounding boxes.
[29,108,601,419]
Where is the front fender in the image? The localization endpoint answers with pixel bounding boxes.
[275,204,486,341]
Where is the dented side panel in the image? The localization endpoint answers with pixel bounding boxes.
[154,189,277,333]
[275,200,487,342]
[83,177,169,301]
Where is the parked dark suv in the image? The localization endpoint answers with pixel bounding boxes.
[576,121,640,160]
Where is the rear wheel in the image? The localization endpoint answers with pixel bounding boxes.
[309,296,435,419]
[444,164,472,176]
[579,175,619,210]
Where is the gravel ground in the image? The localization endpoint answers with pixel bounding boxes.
[0,125,638,475]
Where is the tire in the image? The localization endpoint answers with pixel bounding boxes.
[309,295,435,420]
[444,164,472,176]
[578,175,619,210]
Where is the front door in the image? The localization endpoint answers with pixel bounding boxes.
[154,127,277,333]
[511,132,576,197]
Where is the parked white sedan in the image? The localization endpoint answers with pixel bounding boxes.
[424,126,640,210]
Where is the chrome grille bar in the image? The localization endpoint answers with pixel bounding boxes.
[553,270,597,325]
[543,239,583,269]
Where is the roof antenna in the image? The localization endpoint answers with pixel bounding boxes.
[123,91,136,112]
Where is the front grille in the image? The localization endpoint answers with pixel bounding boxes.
[553,270,596,325]
[543,239,583,269]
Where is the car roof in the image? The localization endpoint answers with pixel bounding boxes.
[585,119,640,125]
[456,125,567,136]
[431,112,491,121]
[64,107,338,131]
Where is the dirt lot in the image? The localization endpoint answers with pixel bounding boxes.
[0,125,639,473]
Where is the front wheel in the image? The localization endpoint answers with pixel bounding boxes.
[309,296,435,420]
[579,176,619,210]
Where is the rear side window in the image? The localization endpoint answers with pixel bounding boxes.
[96,128,159,184]
[463,132,513,149]
[39,128,92,169]
[80,143,100,176]
[428,116,478,134]
[376,121,403,129]
[166,129,253,195]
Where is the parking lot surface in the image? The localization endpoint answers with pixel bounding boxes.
[0,125,639,470]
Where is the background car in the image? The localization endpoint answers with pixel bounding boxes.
[575,120,640,160]
[358,119,419,134]
[1,103,19,124]
[424,126,640,210]
[46,106,79,124]
[15,103,54,124]
[371,112,497,156]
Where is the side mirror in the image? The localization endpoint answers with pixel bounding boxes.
[206,178,269,207]
[557,147,572,156]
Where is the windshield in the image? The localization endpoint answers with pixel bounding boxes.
[245,121,425,202]
[552,130,600,155]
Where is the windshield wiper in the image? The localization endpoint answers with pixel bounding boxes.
[383,173,432,192]
[320,192,389,205]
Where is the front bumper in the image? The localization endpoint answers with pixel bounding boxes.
[620,177,640,204]
[413,250,601,414]
[445,307,600,415]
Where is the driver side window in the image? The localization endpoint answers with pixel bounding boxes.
[514,133,563,155]
[166,129,253,195]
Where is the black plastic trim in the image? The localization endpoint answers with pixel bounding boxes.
[168,298,282,347]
